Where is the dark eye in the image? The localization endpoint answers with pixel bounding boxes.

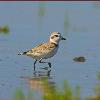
[51,35,59,39]
[55,35,58,37]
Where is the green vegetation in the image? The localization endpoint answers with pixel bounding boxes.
[13,72,100,100]
[13,88,25,100]
[0,25,10,34]
[43,80,73,100]
[74,86,81,100]
[73,56,86,63]
[64,11,70,33]
[38,2,45,17]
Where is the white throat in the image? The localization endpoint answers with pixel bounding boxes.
[50,39,59,45]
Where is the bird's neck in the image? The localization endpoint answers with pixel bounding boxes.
[50,39,59,44]
[49,41,59,47]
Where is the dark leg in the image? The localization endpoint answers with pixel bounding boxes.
[33,60,37,71]
[48,62,51,68]
[39,58,51,68]
[47,69,51,77]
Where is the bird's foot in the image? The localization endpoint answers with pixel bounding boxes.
[33,71,37,76]
[47,69,51,77]
[38,69,51,77]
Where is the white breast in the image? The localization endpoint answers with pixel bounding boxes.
[43,46,59,59]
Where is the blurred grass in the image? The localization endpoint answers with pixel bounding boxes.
[43,80,73,100]
[0,25,9,34]
[13,88,34,100]
[13,72,100,100]
[38,2,45,17]
[38,2,45,32]
[93,72,100,96]
[86,72,100,100]
[64,11,70,34]
[74,86,81,100]
[13,88,25,100]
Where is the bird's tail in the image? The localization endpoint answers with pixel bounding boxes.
[18,53,23,55]
[18,52,27,55]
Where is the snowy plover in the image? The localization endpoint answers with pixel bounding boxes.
[18,32,66,72]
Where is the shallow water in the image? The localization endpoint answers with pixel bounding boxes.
[0,1,100,100]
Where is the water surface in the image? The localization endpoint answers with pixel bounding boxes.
[0,1,100,100]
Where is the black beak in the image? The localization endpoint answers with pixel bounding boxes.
[61,37,66,40]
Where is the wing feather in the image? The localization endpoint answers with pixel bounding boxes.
[21,42,57,59]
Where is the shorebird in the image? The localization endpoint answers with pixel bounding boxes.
[18,32,66,72]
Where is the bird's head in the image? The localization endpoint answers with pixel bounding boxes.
[50,32,66,44]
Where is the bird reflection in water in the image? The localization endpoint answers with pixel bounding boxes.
[29,77,55,95]
[20,69,55,96]
[33,67,51,78]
